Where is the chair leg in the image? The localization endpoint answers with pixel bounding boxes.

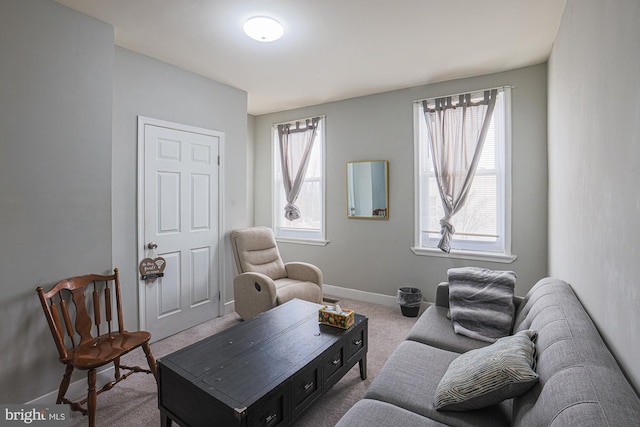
[142,342,158,382]
[114,356,121,380]
[87,369,97,427]
[57,364,74,404]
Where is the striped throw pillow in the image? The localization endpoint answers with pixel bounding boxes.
[434,330,538,411]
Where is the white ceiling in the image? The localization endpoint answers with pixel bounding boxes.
[54,0,566,115]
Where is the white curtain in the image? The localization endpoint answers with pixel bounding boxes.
[277,117,320,221]
[422,89,498,252]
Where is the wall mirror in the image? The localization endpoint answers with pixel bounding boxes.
[347,160,389,219]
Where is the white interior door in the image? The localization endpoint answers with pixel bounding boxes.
[139,117,223,342]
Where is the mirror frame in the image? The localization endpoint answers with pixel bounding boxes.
[346,160,389,219]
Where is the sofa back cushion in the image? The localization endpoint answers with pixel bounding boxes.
[512,278,640,426]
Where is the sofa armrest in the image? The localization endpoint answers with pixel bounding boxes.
[285,262,323,288]
[435,282,450,308]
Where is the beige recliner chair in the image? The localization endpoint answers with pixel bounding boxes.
[230,226,323,320]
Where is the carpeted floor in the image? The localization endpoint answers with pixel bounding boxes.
[69,297,424,427]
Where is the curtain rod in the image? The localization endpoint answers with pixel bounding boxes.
[413,85,513,104]
[273,114,326,127]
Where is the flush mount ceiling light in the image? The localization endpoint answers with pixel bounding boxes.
[243,16,284,42]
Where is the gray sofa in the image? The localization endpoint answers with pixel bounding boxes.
[336,278,640,426]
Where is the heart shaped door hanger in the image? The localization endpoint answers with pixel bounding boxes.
[139,257,166,283]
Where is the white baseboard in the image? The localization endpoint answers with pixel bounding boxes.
[322,284,430,310]
[322,284,398,306]
[223,300,235,315]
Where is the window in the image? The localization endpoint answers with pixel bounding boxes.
[413,87,514,261]
[273,116,326,243]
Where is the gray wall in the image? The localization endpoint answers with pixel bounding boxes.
[548,0,640,391]
[254,64,548,300]
[0,0,114,403]
[112,47,250,325]
[0,0,250,404]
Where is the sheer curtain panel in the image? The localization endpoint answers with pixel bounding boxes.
[277,117,321,221]
[422,89,498,252]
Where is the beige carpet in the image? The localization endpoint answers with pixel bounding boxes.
[68,297,423,427]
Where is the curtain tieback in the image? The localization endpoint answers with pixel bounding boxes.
[439,218,455,235]
[438,218,455,253]
[284,203,301,221]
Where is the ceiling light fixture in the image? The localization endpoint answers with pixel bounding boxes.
[243,16,284,42]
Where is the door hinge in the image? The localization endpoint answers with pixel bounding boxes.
[217,155,220,165]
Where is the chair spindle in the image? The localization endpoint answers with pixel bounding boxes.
[59,296,76,348]
[93,283,101,337]
[50,301,65,345]
[105,282,112,335]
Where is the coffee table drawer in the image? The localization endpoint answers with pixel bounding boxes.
[291,356,322,419]
[347,323,366,360]
[323,343,345,384]
[247,384,289,427]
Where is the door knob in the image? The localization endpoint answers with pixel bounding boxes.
[147,242,158,250]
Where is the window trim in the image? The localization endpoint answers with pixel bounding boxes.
[413,86,515,261]
[271,115,328,245]
[410,246,517,263]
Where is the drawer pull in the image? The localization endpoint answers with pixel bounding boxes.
[265,413,277,423]
[353,339,363,346]
[303,382,314,391]
[331,358,340,366]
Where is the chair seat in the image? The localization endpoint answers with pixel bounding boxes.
[68,331,151,370]
[275,279,323,305]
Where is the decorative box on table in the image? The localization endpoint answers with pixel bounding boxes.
[318,305,355,329]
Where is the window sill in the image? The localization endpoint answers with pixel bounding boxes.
[276,237,330,247]
[411,247,517,264]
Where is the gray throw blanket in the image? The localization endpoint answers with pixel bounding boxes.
[448,267,516,342]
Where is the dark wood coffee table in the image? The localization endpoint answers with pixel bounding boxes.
[158,299,368,426]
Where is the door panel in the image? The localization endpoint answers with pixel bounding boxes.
[158,172,180,233]
[141,120,222,341]
[191,174,210,230]
[191,247,211,304]
[158,251,181,317]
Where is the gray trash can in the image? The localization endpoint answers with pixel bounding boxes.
[397,287,423,317]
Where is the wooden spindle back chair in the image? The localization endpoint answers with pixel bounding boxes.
[36,268,157,427]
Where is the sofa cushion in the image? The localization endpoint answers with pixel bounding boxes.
[448,267,516,342]
[335,399,448,427]
[434,330,539,411]
[365,340,512,427]
[513,278,574,332]
[406,305,490,354]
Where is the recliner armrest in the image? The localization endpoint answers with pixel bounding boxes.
[285,262,323,287]
[233,272,278,320]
